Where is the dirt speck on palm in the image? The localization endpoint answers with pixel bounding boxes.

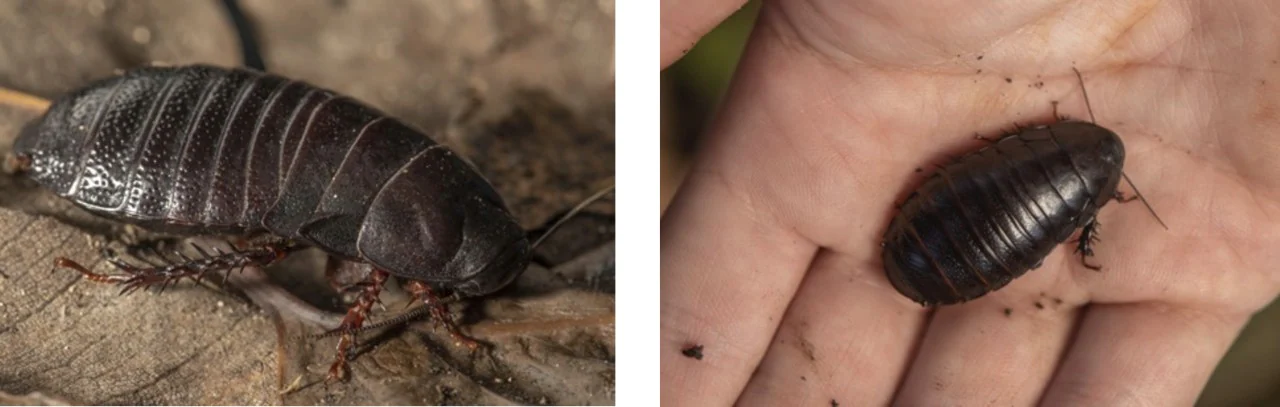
[681,345,704,360]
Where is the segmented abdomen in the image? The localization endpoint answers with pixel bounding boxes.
[18,65,450,259]
[882,129,1102,305]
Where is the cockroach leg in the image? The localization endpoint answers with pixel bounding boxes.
[324,269,388,384]
[1114,190,1138,203]
[1073,219,1103,271]
[405,280,482,351]
[55,257,130,283]
[56,242,293,295]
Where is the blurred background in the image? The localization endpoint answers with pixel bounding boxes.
[660,2,1280,405]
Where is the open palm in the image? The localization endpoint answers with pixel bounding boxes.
[661,1,1280,405]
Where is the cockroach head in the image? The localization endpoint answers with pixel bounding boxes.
[1055,120,1125,171]
[359,191,530,298]
[1052,120,1126,209]
[451,235,530,297]
[432,196,531,298]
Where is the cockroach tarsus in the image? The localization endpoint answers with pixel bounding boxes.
[881,68,1167,307]
[7,64,614,384]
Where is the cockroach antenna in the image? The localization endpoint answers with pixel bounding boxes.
[1074,67,1167,230]
[529,183,615,251]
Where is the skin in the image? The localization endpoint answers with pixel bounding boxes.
[660,0,1280,405]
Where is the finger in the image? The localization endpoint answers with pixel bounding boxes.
[660,0,749,68]
[1040,302,1250,406]
[893,273,1083,406]
[660,169,818,405]
[737,249,926,406]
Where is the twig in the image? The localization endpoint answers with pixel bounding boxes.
[0,87,51,113]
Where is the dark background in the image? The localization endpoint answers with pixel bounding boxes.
[660,2,1280,405]
[0,0,615,404]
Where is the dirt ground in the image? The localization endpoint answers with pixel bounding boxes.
[0,0,614,405]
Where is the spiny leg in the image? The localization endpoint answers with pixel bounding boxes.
[325,269,389,384]
[55,242,292,295]
[405,280,481,351]
[1074,218,1103,271]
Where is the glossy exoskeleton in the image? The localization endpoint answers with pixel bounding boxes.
[11,64,529,381]
[881,120,1124,306]
[881,70,1165,307]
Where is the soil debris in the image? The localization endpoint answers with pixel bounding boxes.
[681,344,704,360]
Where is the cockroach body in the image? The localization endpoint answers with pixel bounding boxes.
[10,64,534,381]
[882,121,1123,306]
[881,69,1165,307]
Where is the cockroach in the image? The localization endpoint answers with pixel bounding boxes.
[5,64,613,382]
[881,68,1166,307]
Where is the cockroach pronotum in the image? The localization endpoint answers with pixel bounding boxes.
[881,68,1167,306]
[4,64,613,382]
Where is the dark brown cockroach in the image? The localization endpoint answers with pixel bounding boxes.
[7,64,612,382]
[881,69,1166,307]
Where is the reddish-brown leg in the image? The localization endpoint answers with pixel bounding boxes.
[55,243,291,294]
[325,269,389,384]
[405,280,482,351]
[55,258,130,283]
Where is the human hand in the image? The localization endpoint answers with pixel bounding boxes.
[661,1,1280,405]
